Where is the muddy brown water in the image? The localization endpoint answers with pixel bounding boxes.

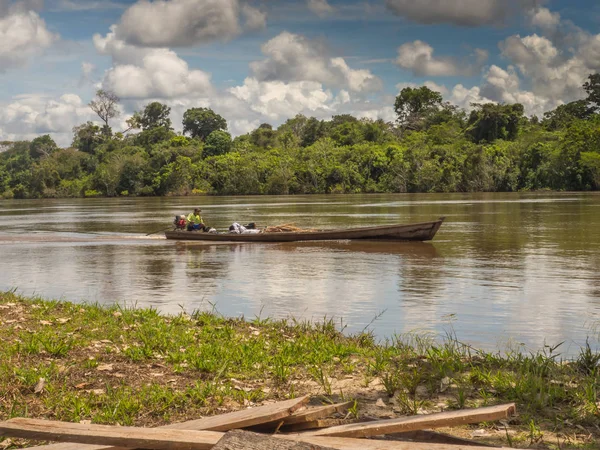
[1,193,599,356]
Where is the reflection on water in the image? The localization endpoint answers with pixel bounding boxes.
[1,192,600,356]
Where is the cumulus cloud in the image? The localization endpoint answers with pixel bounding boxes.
[499,29,597,108]
[241,3,266,31]
[229,78,334,120]
[385,0,541,27]
[395,80,449,96]
[52,0,126,11]
[113,0,264,48]
[250,32,382,92]
[0,0,57,72]
[94,32,212,100]
[307,0,334,17]
[0,93,96,145]
[448,84,492,110]
[528,7,560,31]
[395,40,488,77]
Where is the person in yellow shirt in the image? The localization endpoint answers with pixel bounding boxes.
[186,208,206,231]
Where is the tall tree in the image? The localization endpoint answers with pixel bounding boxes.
[542,100,594,130]
[89,89,120,134]
[72,122,103,154]
[583,73,600,112]
[135,102,172,131]
[204,130,232,157]
[29,135,58,159]
[394,86,443,130]
[182,107,227,141]
[466,103,524,143]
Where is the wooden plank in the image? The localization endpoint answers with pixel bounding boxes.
[306,404,516,438]
[0,418,222,450]
[383,430,498,447]
[213,430,336,450]
[283,402,354,426]
[281,418,355,433]
[0,419,506,450]
[249,401,354,432]
[290,436,505,449]
[20,396,309,450]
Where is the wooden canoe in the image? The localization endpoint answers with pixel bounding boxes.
[164,217,444,242]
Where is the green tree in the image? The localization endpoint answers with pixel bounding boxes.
[250,123,277,148]
[135,102,172,130]
[542,100,594,130]
[182,107,227,140]
[466,103,524,143]
[204,130,232,157]
[72,122,103,154]
[394,86,443,130]
[583,73,600,112]
[30,135,58,159]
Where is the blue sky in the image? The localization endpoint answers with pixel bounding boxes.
[1,0,599,145]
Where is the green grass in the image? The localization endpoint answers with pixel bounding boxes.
[0,291,599,449]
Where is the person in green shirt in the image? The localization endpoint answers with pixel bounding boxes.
[186,208,206,231]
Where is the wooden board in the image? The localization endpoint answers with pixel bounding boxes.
[0,418,222,450]
[281,419,355,433]
[0,419,506,450]
[306,404,516,438]
[288,436,505,449]
[21,396,309,450]
[214,430,337,450]
[383,430,497,447]
[249,401,354,432]
[283,402,354,426]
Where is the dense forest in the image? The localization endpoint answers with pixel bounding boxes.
[1,74,600,199]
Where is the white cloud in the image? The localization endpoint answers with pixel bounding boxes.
[103,49,213,100]
[113,0,263,48]
[448,84,491,110]
[94,29,213,100]
[395,40,487,77]
[0,0,57,72]
[0,93,96,146]
[385,0,541,27]
[51,0,127,11]
[499,28,598,108]
[307,0,334,17]
[229,78,334,120]
[250,32,382,92]
[93,25,152,66]
[81,62,95,78]
[241,3,266,31]
[395,80,449,96]
[528,7,560,31]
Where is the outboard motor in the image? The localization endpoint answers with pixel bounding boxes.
[174,215,187,230]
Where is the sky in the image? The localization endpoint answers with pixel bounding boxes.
[0,0,599,146]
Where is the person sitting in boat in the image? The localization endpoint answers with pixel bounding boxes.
[187,208,206,231]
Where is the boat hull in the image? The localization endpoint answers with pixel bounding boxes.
[164,218,444,242]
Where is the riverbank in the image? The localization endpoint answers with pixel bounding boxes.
[1,292,598,449]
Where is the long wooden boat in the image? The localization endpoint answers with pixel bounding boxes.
[164,217,444,242]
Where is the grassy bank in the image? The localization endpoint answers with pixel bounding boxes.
[0,291,598,449]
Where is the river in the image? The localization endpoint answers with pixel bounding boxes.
[1,193,599,356]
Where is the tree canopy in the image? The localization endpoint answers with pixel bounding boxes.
[1,73,600,199]
[182,107,227,141]
[394,86,443,130]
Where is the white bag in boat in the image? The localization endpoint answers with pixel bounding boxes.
[229,222,246,234]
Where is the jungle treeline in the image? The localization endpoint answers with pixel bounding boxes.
[1,74,600,199]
